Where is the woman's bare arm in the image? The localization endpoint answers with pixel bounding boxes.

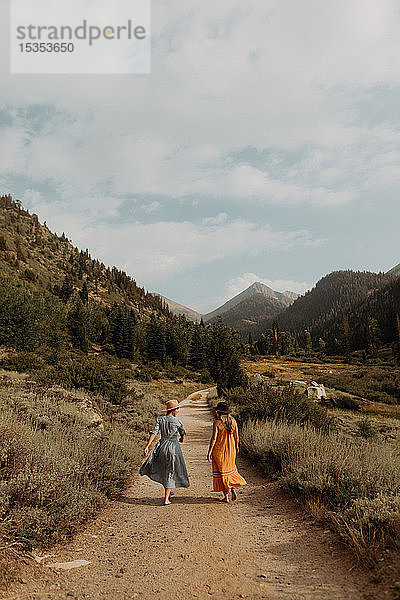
[207,421,218,461]
[233,419,239,452]
[144,432,156,456]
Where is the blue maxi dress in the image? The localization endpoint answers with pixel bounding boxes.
[139,415,190,489]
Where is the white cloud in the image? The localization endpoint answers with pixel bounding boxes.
[141,200,161,214]
[202,213,228,226]
[22,196,324,288]
[2,0,400,313]
[2,0,400,209]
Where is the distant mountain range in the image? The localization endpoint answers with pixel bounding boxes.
[161,297,202,322]
[3,192,399,351]
[202,282,299,337]
[163,281,300,336]
[204,282,298,322]
[165,263,400,345]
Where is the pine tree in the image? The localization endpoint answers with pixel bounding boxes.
[146,316,166,365]
[79,281,89,304]
[272,320,280,356]
[256,330,275,355]
[392,313,400,364]
[280,331,295,355]
[304,330,312,355]
[366,316,381,356]
[67,298,88,352]
[189,324,206,370]
[341,315,351,360]
[59,274,74,302]
[111,307,136,359]
[207,319,246,397]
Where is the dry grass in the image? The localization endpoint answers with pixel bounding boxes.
[0,559,17,591]
[241,419,400,564]
[0,375,165,552]
[242,357,352,381]
[131,380,200,407]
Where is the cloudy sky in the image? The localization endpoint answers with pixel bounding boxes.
[1,1,400,313]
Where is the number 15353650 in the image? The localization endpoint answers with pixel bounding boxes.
[19,42,75,52]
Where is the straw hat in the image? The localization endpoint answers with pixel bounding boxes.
[166,400,180,412]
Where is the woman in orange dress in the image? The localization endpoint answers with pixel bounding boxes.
[207,401,247,502]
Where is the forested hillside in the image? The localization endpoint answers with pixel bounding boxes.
[270,270,387,351]
[275,270,384,334]
[250,269,400,357]
[0,194,245,397]
[0,194,167,316]
[331,273,400,353]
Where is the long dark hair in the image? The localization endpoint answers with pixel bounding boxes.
[216,411,233,433]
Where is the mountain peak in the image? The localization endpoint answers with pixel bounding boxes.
[248,281,274,293]
[204,281,298,323]
[387,263,400,277]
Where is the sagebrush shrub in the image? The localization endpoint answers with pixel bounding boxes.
[226,382,333,431]
[241,419,400,563]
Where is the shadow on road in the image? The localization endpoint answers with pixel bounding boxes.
[116,495,220,506]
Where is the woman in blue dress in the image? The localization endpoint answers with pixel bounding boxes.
[140,400,190,505]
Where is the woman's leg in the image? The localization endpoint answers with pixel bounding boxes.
[231,488,237,501]
[164,488,172,505]
[223,489,230,503]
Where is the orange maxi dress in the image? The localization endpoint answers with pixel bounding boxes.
[211,425,247,492]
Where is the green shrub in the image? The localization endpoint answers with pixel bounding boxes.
[135,363,162,381]
[333,495,400,562]
[226,382,333,431]
[264,370,276,378]
[35,356,129,404]
[330,394,361,411]
[0,380,161,550]
[320,367,400,406]
[163,364,187,378]
[0,277,66,351]
[356,416,378,439]
[0,351,42,372]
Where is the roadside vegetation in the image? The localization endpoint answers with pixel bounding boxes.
[218,362,400,575]
[0,354,203,555]
[241,418,399,564]
[0,369,163,552]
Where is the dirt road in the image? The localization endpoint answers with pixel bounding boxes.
[11,390,382,600]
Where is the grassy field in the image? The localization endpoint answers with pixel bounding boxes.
[243,357,400,440]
